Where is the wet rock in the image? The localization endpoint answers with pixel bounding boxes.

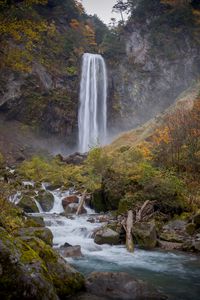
[14,227,53,246]
[132,221,157,249]
[59,244,83,258]
[94,227,120,245]
[64,203,86,215]
[157,240,183,251]
[85,272,167,300]
[62,195,79,209]
[17,195,39,213]
[46,184,61,191]
[87,217,95,223]
[25,215,45,227]
[36,190,54,212]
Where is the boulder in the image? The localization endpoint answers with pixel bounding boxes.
[62,195,79,209]
[14,227,53,246]
[157,240,183,251]
[132,222,157,249]
[85,272,167,300]
[94,227,120,245]
[36,190,54,212]
[159,220,188,243]
[25,215,45,227]
[0,227,84,299]
[18,195,39,213]
[64,203,86,215]
[59,243,83,258]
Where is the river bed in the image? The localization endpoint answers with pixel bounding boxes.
[32,189,200,300]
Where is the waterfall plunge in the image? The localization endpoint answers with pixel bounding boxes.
[78,53,107,153]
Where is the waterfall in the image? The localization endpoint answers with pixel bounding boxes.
[78,53,107,153]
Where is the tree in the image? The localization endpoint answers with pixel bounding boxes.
[112,0,129,23]
[0,0,55,72]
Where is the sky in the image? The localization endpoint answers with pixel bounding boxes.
[82,0,121,25]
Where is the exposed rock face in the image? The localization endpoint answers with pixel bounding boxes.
[84,272,167,300]
[94,227,120,245]
[107,3,200,133]
[132,221,157,249]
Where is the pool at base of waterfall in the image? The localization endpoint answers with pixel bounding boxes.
[32,188,200,300]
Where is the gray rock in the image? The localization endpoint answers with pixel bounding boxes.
[132,222,157,249]
[85,272,167,300]
[94,227,120,245]
[14,227,53,246]
[36,191,54,212]
[59,244,83,258]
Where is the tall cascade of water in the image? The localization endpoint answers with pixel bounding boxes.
[78,53,107,153]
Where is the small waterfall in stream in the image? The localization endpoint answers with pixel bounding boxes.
[78,53,107,153]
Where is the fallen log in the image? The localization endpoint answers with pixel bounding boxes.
[76,190,87,215]
[126,210,134,252]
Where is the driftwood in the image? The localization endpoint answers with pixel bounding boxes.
[125,210,134,252]
[76,190,87,215]
[136,200,154,222]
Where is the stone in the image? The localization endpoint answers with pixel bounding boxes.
[132,222,157,249]
[59,244,83,258]
[157,240,183,251]
[18,196,39,213]
[14,227,53,246]
[94,227,120,245]
[85,272,167,300]
[159,220,188,243]
[0,227,84,299]
[36,190,54,212]
[25,215,45,227]
[64,203,86,215]
[62,195,79,209]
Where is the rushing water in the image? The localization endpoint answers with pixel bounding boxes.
[78,53,107,153]
[32,189,200,300]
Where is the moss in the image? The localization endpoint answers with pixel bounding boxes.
[91,190,107,213]
[18,196,39,213]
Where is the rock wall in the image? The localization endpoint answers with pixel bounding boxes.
[107,3,200,134]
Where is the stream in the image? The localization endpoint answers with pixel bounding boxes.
[32,188,200,300]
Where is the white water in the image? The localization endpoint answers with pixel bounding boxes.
[78,53,107,153]
[30,188,200,300]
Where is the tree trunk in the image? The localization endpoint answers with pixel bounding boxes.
[76,190,87,215]
[126,210,134,252]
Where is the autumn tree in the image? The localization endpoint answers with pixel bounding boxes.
[0,0,55,72]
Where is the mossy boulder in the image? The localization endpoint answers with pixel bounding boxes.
[36,190,54,212]
[159,220,187,243]
[0,227,84,299]
[18,195,39,213]
[14,227,53,246]
[132,221,157,249]
[25,215,45,228]
[94,226,120,245]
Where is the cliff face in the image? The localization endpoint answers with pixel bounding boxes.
[107,1,200,134]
